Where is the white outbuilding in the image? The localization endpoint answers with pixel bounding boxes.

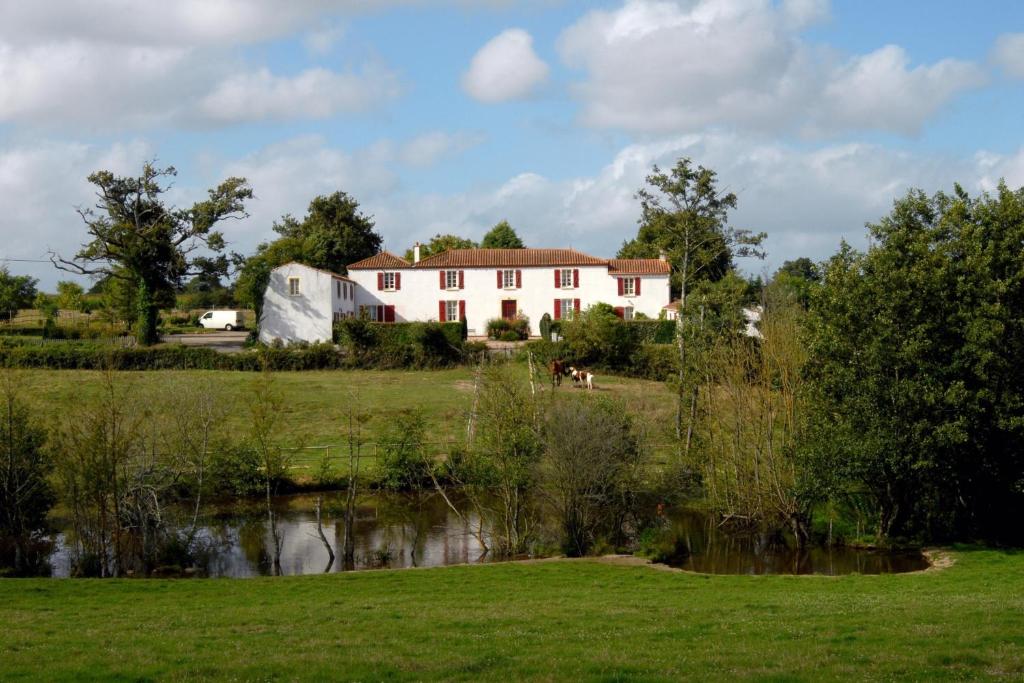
[259,262,357,345]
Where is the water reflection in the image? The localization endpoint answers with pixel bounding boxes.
[661,509,930,575]
[44,493,929,578]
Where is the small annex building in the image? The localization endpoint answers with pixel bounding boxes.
[259,248,672,344]
[259,262,357,345]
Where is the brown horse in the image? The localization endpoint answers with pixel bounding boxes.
[548,359,567,387]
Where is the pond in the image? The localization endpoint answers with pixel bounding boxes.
[44,492,929,577]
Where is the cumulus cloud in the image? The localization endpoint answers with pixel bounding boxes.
[398,130,485,167]
[558,0,984,136]
[991,33,1024,78]
[820,45,986,135]
[0,139,153,284]
[462,28,550,102]
[196,65,402,123]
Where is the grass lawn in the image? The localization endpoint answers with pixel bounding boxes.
[1,548,1021,680]
[11,367,678,478]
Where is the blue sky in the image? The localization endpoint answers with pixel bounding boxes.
[0,0,1022,287]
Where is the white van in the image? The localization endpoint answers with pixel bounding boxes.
[198,310,243,331]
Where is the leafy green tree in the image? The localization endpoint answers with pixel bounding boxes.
[480,220,524,248]
[404,233,478,261]
[51,164,252,345]
[0,267,37,319]
[632,159,765,445]
[0,374,53,575]
[270,192,381,274]
[776,257,820,283]
[55,281,85,312]
[803,182,1024,543]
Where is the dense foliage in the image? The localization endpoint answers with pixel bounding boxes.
[802,183,1024,543]
[480,220,524,249]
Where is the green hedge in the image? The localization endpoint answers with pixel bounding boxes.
[0,342,348,371]
[333,320,465,368]
[623,320,676,344]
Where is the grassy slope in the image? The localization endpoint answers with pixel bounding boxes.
[14,368,678,476]
[1,549,1022,681]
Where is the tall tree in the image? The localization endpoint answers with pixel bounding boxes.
[51,164,252,344]
[804,182,1024,543]
[481,220,524,249]
[271,191,381,274]
[634,159,765,449]
[404,233,478,261]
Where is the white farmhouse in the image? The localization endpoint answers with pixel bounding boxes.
[260,247,671,343]
[259,262,357,344]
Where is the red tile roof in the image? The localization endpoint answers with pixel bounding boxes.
[347,251,412,270]
[347,248,672,275]
[608,258,672,274]
[415,248,608,269]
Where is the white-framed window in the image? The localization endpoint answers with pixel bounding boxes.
[560,298,576,321]
[621,277,635,296]
[383,272,396,291]
[288,277,300,296]
[559,269,573,288]
[623,306,634,321]
[445,300,459,322]
[446,270,459,289]
[502,269,515,288]
[360,305,379,321]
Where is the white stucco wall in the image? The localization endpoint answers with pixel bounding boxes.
[260,263,354,345]
[348,265,670,336]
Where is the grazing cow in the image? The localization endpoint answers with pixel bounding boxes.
[548,359,567,387]
[568,366,595,390]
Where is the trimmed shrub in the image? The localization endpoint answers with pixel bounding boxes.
[333,320,464,368]
[486,317,529,340]
[539,313,552,341]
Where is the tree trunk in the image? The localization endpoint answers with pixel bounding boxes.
[136,280,160,346]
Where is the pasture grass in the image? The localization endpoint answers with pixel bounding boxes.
[1,548,1022,680]
[9,366,678,479]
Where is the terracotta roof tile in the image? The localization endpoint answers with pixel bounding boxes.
[347,251,412,270]
[414,248,608,269]
[608,259,672,274]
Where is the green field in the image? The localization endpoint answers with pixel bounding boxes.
[1,549,1021,680]
[12,367,678,478]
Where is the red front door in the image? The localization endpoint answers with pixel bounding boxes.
[501,300,517,320]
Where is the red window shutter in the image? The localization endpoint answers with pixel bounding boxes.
[635,277,641,295]
[617,278,624,296]
[458,270,464,289]
[439,300,446,321]
[497,270,503,288]
[574,298,580,313]
[554,269,560,287]
[384,305,395,323]
[377,305,384,321]
[515,270,522,288]
[458,300,466,320]
[395,273,401,291]
[439,271,445,290]
[573,269,579,288]
[554,299,561,320]
[377,273,384,290]
[614,306,624,318]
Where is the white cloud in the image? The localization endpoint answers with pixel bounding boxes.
[462,28,550,103]
[304,24,346,55]
[398,131,485,167]
[820,45,986,135]
[991,32,1024,79]
[196,65,402,123]
[0,139,153,285]
[558,0,984,136]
